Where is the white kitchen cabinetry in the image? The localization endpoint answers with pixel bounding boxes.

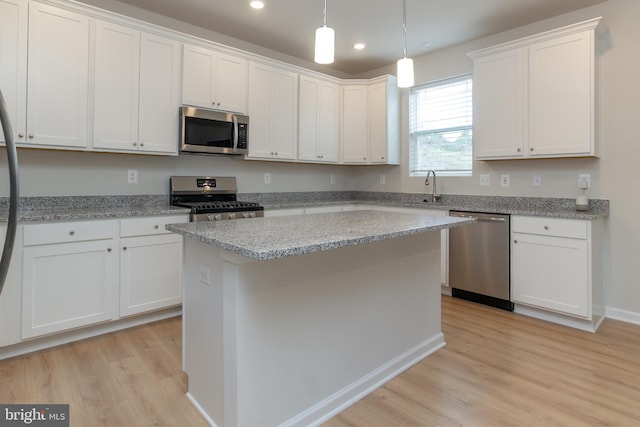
[298,75,339,163]
[21,220,118,339]
[25,2,91,149]
[342,76,399,165]
[470,18,601,160]
[246,61,298,160]
[0,0,27,146]
[183,44,247,113]
[511,216,603,331]
[119,215,187,317]
[0,224,23,347]
[94,21,180,154]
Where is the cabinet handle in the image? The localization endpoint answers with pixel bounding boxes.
[123,246,127,251]
[530,147,535,152]
[517,148,521,152]
[140,142,144,147]
[107,247,112,252]
[513,240,518,244]
[544,225,549,230]
[28,134,34,139]
[133,141,137,147]
[18,132,24,138]
[69,230,75,236]
[154,225,159,229]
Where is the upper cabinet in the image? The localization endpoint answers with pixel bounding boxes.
[298,74,339,163]
[93,21,180,154]
[26,2,91,149]
[183,44,248,114]
[342,76,399,165]
[246,60,298,160]
[0,0,27,146]
[470,18,602,160]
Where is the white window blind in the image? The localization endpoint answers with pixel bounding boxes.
[409,75,473,176]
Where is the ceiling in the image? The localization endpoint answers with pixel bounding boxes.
[109,0,607,75]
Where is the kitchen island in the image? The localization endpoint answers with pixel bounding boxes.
[167,210,473,427]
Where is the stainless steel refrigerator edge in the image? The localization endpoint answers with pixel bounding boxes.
[448,210,513,311]
[0,89,19,295]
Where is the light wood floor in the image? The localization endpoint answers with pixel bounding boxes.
[1,296,640,426]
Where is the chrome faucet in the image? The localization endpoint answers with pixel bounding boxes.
[424,170,441,203]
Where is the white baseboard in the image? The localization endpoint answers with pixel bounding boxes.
[0,307,181,360]
[282,333,446,427]
[186,393,219,427]
[605,306,640,326]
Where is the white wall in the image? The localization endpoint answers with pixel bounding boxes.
[354,0,640,321]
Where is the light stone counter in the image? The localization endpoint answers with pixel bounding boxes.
[166,209,473,261]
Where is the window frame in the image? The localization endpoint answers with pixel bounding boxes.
[408,74,473,178]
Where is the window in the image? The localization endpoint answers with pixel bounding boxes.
[409,75,473,176]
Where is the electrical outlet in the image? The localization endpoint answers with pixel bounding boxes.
[501,174,510,187]
[379,174,385,185]
[199,265,211,286]
[330,174,336,184]
[127,169,138,184]
[578,174,591,189]
[264,173,271,184]
[480,174,491,186]
[533,174,542,187]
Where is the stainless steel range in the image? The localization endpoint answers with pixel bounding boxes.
[170,176,264,222]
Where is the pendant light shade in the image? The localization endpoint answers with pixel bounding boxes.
[397,0,414,88]
[315,26,335,64]
[314,0,334,64]
[397,57,414,88]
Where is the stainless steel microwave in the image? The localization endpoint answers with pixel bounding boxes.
[179,106,249,155]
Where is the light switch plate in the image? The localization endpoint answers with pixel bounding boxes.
[127,169,138,184]
[533,174,542,187]
[480,174,491,186]
[501,174,510,187]
[264,173,271,184]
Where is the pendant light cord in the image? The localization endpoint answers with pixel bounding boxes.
[323,0,328,27]
[402,0,408,58]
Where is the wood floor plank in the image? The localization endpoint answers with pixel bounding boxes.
[1,296,640,426]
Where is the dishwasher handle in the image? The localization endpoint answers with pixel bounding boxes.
[449,212,508,222]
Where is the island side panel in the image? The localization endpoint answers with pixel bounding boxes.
[232,232,443,427]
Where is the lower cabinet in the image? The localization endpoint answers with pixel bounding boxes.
[21,220,118,339]
[119,216,187,316]
[19,215,188,341]
[511,216,603,325]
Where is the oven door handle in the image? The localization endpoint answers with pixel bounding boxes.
[232,114,239,150]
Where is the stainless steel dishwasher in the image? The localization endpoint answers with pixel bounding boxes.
[448,211,513,311]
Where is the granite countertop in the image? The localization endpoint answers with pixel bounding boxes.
[167,210,474,261]
[0,195,190,223]
[241,192,610,220]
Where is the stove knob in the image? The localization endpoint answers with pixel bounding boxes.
[214,214,223,221]
[206,214,215,221]
[242,212,250,219]
[228,213,236,220]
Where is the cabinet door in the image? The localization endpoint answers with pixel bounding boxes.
[528,31,594,157]
[93,21,140,151]
[271,68,297,159]
[317,80,339,162]
[0,0,27,145]
[120,234,183,316]
[246,61,273,159]
[298,75,320,161]
[138,32,180,154]
[215,52,247,114]
[512,233,589,318]
[342,85,368,163]
[472,48,525,159]
[22,240,116,338]
[27,2,90,148]
[182,44,215,108]
[368,81,388,163]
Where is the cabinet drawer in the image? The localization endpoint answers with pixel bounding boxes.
[512,216,587,239]
[120,215,189,237]
[23,220,116,246]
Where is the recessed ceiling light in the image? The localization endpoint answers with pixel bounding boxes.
[250,1,264,9]
[420,41,433,49]
[354,43,366,50]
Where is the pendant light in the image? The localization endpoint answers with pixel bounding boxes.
[314,0,334,64]
[397,0,414,87]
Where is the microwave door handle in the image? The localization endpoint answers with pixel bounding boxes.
[232,114,239,150]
